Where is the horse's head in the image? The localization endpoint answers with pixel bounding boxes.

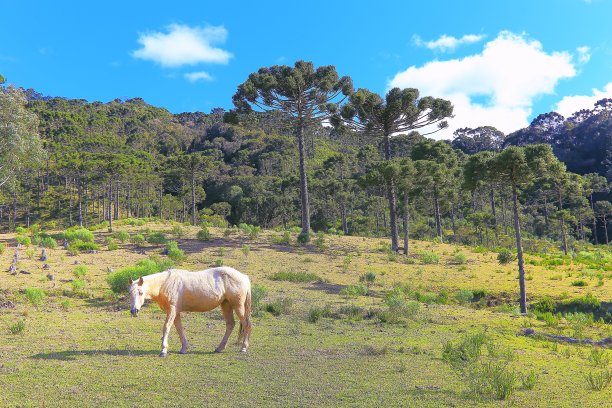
[128,277,146,317]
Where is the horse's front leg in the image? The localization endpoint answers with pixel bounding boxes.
[174,313,189,354]
[160,306,177,357]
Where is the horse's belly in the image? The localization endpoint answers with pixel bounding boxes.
[181,297,221,312]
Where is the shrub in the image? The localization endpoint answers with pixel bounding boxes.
[171,224,184,238]
[241,245,250,256]
[130,234,146,246]
[147,232,167,244]
[73,265,87,278]
[453,252,468,264]
[455,289,474,304]
[15,235,31,246]
[520,370,538,390]
[214,259,224,267]
[584,369,611,391]
[107,259,173,293]
[340,284,368,298]
[68,240,100,252]
[497,248,515,264]
[337,305,366,320]
[308,304,333,323]
[471,362,516,400]
[297,232,310,244]
[113,231,130,243]
[269,271,321,283]
[0,243,4,254]
[251,284,268,315]
[532,296,555,313]
[70,279,86,291]
[270,231,291,245]
[196,227,212,241]
[571,279,588,287]
[16,226,28,234]
[41,237,58,249]
[164,241,185,262]
[265,298,292,316]
[63,228,94,243]
[9,320,26,334]
[420,252,440,264]
[588,348,610,367]
[60,300,73,309]
[23,287,46,305]
[442,332,488,369]
[107,241,119,251]
[239,224,261,239]
[313,233,326,250]
[359,271,376,283]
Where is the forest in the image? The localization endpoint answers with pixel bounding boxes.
[1,65,610,254]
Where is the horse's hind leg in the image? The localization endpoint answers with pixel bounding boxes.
[215,301,235,353]
[233,302,252,353]
[174,314,189,354]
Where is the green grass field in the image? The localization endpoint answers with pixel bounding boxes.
[1,222,610,407]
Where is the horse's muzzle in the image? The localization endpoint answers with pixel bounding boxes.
[131,308,139,317]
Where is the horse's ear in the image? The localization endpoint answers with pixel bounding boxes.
[138,277,144,286]
[128,278,133,285]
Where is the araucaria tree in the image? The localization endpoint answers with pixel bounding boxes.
[490,144,558,314]
[233,61,353,238]
[332,88,453,251]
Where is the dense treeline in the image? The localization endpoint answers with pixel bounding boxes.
[1,69,610,255]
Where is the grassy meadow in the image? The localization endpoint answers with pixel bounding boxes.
[1,221,610,407]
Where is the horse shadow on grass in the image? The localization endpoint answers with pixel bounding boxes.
[30,349,216,361]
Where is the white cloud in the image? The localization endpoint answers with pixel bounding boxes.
[390,31,577,138]
[576,46,591,63]
[413,33,485,53]
[132,24,232,67]
[184,71,213,82]
[554,82,612,117]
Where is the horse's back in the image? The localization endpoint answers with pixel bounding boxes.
[164,267,249,312]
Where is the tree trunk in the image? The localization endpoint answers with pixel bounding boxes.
[558,189,568,255]
[297,118,311,235]
[490,188,498,242]
[604,215,609,245]
[543,196,549,227]
[114,182,119,220]
[403,193,409,256]
[590,195,598,245]
[340,201,348,235]
[433,188,443,241]
[450,205,456,235]
[108,182,113,231]
[77,176,83,227]
[512,182,527,314]
[191,172,197,226]
[382,133,399,251]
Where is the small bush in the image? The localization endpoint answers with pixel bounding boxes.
[107,258,173,293]
[41,237,58,249]
[73,265,88,278]
[588,348,610,367]
[532,296,555,313]
[130,234,146,246]
[69,240,100,252]
[313,233,326,250]
[265,298,292,316]
[107,241,119,251]
[171,224,185,238]
[214,259,224,267]
[196,227,212,241]
[166,241,186,262]
[23,287,46,305]
[269,271,321,283]
[584,369,611,391]
[455,289,474,304]
[270,231,291,245]
[113,231,130,243]
[359,271,376,283]
[71,279,86,291]
[16,226,27,234]
[453,252,468,264]
[9,320,26,334]
[297,232,310,244]
[420,252,440,264]
[442,332,488,369]
[63,228,94,243]
[308,304,333,323]
[0,243,5,254]
[251,284,268,315]
[60,300,73,309]
[340,284,368,298]
[571,279,588,287]
[520,370,538,390]
[337,305,366,320]
[497,249,515,264]
[241,245,250,256]
[147,232,167,244]
[15,235,31,246]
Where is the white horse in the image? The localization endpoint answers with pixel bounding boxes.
[128,267,252,357]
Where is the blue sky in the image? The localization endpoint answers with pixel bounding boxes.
[1,0,611,138]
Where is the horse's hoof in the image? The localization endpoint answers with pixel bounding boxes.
[240,348,247,353]
[159,352,167,357]
[179,349,188,355]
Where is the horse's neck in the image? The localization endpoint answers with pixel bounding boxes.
[145,271,168,299]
